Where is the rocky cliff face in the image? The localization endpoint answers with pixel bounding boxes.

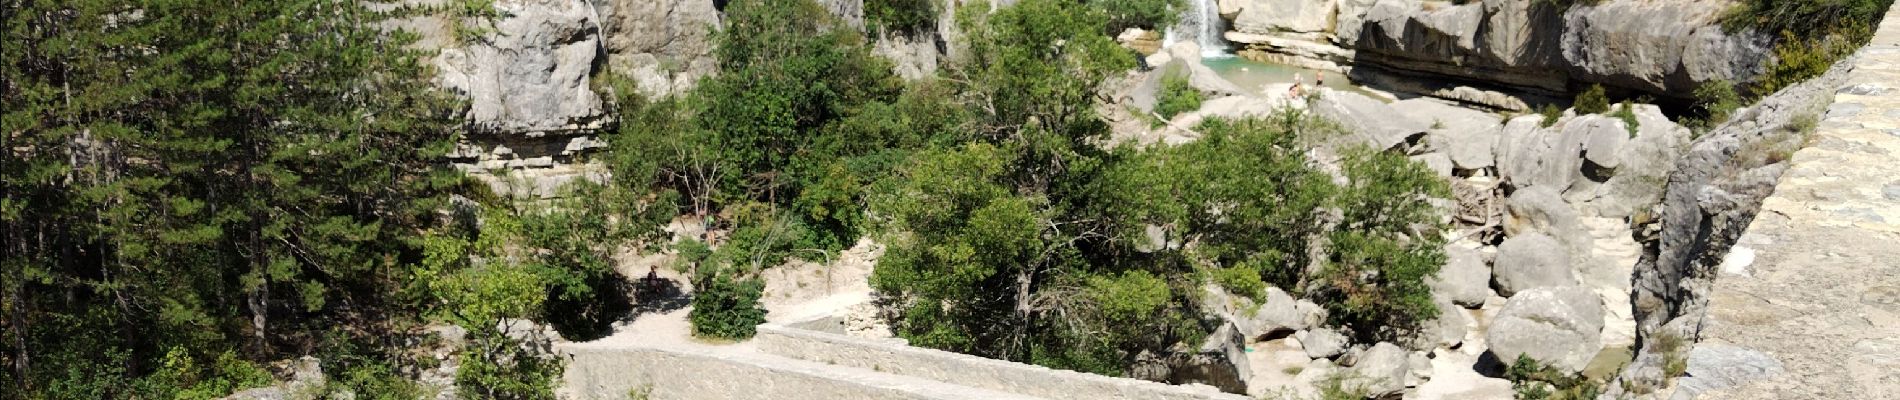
[1609,50,1851,398]
[388,0,948,198]
[1221,0,1774,107]
[597,0,721,98]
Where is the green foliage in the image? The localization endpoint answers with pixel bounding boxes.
[426,234,561,400]
[1612,101,1640,138]
[867,0,940,35]
[689,267,769,340]
[1719,0,1892,39]
[1573,84,1610,115]
[1313,148,1448,339]
[1209,266,1268,299]
[136,348,274,400]
[1539,104,1563,128]
[1690,80,1743,129]
[1505,355,1603,400]
[1721,0,1887,97]
[1155,71,1204,120]
[3,0,464,395]
[1754,29,1865,97]
[1092,0,1187,34]
[1654,332,1690,379]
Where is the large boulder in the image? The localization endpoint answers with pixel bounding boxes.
[1349,342,1412,397]
[438,0,609,134]
[1573,104,1695,219]
[1671,344,1787,399]
[1492,233,1575,296]
[1503,186,1583,241]
[1486,286,1604,374]
[1233,0,1338,34]
[1200,285,1325,341]
[1404,294,1471,351]
[1428,245,1491,307]
[1297,328,1350,359]
[1311,89,1429,151]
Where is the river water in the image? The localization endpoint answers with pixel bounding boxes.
[1200,57,1384,100]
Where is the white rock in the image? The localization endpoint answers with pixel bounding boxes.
[1486,286,1604,374]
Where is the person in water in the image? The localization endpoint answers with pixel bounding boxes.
[1316,71,1325,86]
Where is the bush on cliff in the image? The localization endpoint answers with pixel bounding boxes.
[1573,84,1611,115]
[1155,71,1203,120]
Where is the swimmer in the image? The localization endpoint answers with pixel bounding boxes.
[1317,71,1325,86]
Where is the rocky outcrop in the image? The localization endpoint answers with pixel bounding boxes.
[1610,44,1863,397]
[1230,0,1335,34]
[1347,342,1411,397]
[1428,245,1491,307]
[1310,88,1429,151]
[439,0,609,134]
[1223,0,1775,104]
[598,0,719,98]
[1486,286,1604,374]
[1627,62,1849,343]
[1491,233,1575,297]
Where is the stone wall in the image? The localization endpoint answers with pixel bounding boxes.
[752,324,1250,400]
[559,343,1040,400]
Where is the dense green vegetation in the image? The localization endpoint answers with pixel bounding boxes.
[0,0,485,396]
[1722,0,1893,96]
[1573,84,1611,115]
[1504,355,1605,400]
[867,0,940,34]
[1093,0,1188,34]
[1156,71,1204,120]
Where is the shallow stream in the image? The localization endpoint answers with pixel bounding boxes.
[1200,57,1384,100]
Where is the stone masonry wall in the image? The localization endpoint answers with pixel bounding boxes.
[558,343,1041,400]
[752,324,1250,400]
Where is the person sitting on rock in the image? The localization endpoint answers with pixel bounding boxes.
[1289,73,1305,98]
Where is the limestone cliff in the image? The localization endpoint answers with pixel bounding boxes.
[1220,0,1774,106]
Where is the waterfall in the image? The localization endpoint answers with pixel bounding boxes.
[1162,0,1231,58]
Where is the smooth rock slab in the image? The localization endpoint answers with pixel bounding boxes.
[1486,286,1604,374]
[1491,233,1576,297]
[1670,344,1785,400]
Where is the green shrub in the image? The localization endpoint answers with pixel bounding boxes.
[1719,0,1891,39]
[1092,0,1187,34]
[1505,354,1604,400]
[1540,103,1563,127]
[1691,79,1743,128]
[689,267,769,340]
[1754,29,1864,97]
[1612,101,1639,137]
[1209,265,1268,299]
[1155,72,1203,120]
[867,0,939,35]
[1573,84,1610,115]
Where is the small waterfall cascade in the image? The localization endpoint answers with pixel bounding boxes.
[1161,0,1231,58]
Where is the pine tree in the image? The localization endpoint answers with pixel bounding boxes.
[3,0,463,394]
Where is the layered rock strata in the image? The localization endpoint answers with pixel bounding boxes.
[1216,0,1774,108]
